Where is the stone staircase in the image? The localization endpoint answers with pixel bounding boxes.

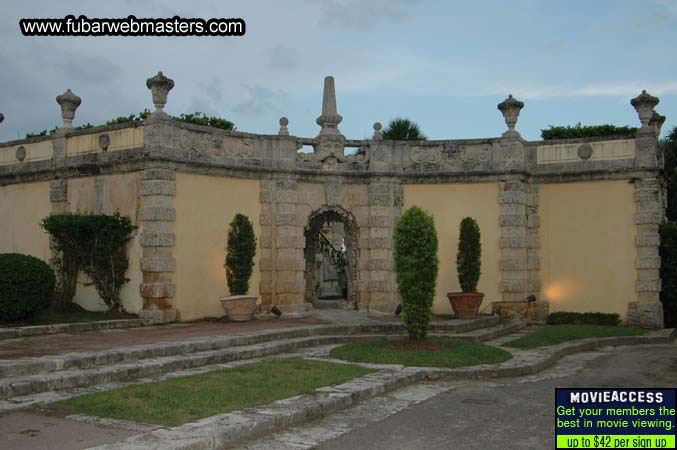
[0,316,515,403]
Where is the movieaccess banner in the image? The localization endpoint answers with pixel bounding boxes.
[556,388,676,449]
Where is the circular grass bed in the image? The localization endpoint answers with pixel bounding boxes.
[329,338,513,368]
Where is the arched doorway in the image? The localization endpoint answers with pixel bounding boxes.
[303,207,359,309]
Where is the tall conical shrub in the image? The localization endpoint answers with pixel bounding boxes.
[393,206,439,341]
[225,214,257,295]
[457,217,481,293]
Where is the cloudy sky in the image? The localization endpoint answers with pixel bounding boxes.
[1,0,676,142]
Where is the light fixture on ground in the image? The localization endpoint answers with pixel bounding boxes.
[271,306,282,317]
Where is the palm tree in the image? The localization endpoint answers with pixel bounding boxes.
[382,117,427,140]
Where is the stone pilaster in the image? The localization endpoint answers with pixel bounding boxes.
[49,178,68,213]
[365,181,401,313]
[138,167,177,323]
[627,176,664,328]
[259,177,306,313]
[499,178,540,302]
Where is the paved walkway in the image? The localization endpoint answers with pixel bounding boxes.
[0,316,326,359]
[0,310,460,360]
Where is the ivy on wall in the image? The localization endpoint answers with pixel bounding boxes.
[41,212,135,312]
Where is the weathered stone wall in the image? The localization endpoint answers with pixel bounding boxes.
[0,77,667,326]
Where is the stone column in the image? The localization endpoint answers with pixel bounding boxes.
[499,177,541,302]
[139,167,177,323]
[49,179,68,213]
[259,177,306,313]
[365,181,401,313]
[628,177,664,328]
[626,90,665,328]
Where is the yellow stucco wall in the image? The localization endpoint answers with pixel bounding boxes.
[540,181,636,317]
[0,140,53,165]
[403,183,501,315]
[68,173,143,314]
[0,182,51,261]
[67,126,144,156]
[174,173,261,321]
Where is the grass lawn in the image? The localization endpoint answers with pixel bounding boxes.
[50,357,375,426]
[1,308,133,327]
[329,338,512,368]
[504,325,647,349]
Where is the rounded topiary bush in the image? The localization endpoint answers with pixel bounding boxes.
[0,253,55,322]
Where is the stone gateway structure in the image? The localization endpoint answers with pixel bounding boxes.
[0,73,668,328]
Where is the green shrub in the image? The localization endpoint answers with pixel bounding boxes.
[41,213,135,312]
[457,217,481,292]
[225,214,257,295]
[660,223,677,327]
[541,123,637,140]
[663,127,677,222]
[394,206,439,341]
[176,112,235,131]
[547,312,620,326]
[0,253,55,322]
[24,109,234,139]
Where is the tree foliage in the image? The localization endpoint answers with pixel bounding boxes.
[457,217,481,293]
[394,206,439,341]
[660,126,677,327]
[541,123,637,140]
[663,126,677,222]
[24,109,235,138]
[382,117,427,141]
[176,112,236,131]
[0,253,55,322]
[225,214,257,295]
[660,223,677,328]
[41,213,135,312]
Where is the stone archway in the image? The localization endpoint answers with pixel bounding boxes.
[303,206,359,309]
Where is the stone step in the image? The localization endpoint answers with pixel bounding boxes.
[0,320,509,401]
[0,325,507,402]
[313,299,348,308]
[0,316,499,379]
[0,319,153,341]
[0,335,370,400]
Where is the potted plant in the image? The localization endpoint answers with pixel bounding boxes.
[447,217,483,319]
[220,213,258,321]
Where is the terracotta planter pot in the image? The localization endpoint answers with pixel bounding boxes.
[447,292,484,319]
[219,295,258,321]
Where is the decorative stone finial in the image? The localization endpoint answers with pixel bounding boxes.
[497,94,524,138]
[146,71,174,113]
[631,90,659,131]
[648,110,666,136]
[278,116,289,136]
[316,76,343,137]
[372,122,383,140]
[56,89,81,129]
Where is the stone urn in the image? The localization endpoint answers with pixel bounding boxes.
[447,292,484,319]
[219,295,257,321]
